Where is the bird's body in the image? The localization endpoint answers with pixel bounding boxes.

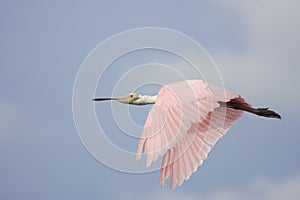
[93,80,280,189]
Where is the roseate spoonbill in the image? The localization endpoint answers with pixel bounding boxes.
[93,80,281,189]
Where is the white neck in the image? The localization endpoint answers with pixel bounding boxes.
[133,95,157,105]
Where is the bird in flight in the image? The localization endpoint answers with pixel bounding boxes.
[93,80,281,189]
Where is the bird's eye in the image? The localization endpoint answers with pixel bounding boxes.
[130,94,133,97]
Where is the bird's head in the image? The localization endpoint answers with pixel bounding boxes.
[117,93,140,104]
[92,92,140,104]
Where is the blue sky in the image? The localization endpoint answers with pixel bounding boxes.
[1,1,299,199]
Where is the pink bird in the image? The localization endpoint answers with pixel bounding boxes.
[93,80,281,189]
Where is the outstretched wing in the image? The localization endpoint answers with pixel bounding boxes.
[159,104,244,189]
[136,80,246,189]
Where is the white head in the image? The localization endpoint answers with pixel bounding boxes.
[93,92,156,105]
[115,93,140,104]
[93,92,141,104]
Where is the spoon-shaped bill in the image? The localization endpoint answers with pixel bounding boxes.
[92,97,117,101]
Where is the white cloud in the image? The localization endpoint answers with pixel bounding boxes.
[100,1,299,114]
[147,174,300,200]
[209,0,300,113]
[215,53,294,110]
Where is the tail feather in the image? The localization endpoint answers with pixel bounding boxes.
[226,98,281,119]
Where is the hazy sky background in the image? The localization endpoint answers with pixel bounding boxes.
[1,1,299,199]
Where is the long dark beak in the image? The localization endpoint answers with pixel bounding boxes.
[92,97,117,101]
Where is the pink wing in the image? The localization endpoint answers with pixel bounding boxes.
[136,80,249,189]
